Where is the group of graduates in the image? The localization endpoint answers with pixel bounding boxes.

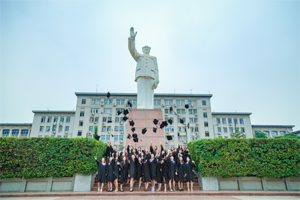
[94,141,197,192]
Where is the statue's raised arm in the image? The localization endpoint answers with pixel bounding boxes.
[128,27,141,61]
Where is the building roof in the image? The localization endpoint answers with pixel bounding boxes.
[75,92,213,98]
[291,130,300,135]
[212,112,252,116]
[0,123,32,126]
[252,125,295,128]
[32,110,75,114]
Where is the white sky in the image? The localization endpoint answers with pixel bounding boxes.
[0,0,299,130]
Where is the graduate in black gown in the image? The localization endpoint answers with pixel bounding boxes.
[95,157,107,192]
[113,156,121,192]
[143,154,151,191]
[168,155,177,191]
[149,153,157,192]
[129,154,137,192]
[176,156,186,191]
[161,156,169,192]
[185,157,196,192]
[156,157,163,191]
[106,157,114,192]
[120,156,129,192]
[137,157,144,191]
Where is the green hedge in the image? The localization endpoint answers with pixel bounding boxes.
[187,138,300,178]
[0,137,106,179]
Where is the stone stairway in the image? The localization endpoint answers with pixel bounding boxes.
[92,173,201,192]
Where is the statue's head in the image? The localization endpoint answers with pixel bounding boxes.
[142,46,151,55]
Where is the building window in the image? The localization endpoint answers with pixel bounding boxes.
[223,127,228,133]
[12,129,19,136]
[170,126,174,132]
[203,112,207,118]
[47,117,52,123]
[66,117,70,123]
[178,127,181,132]
[234,118,238,124]
[46,126,50,132]
[100,135,105,140]
[176,109,185,114]
[102,126,106,132]
[195,127,199,132]
[240,127,245,132]
[229,127,233,133]
[216,118,220,124]
[39,126,44,132]
[188,100,197,106]
[165,109,169,114]
[107,126,111,131]
[103,108,112,113]
[279,131,286,136]
[264,131,270,137]
[82,99,86,104]
[120,126,124,132]
[103,117,107,122]
[115,126,119,131]
[80,111,84,117]
[204,122,208,127]
[164,100,173,105]
[79,121,83,126]
[205,131,209,137]
[165,127,170,132]
[21,129,28,136]
[89,126,93,131]
[52,126,57,131]
[217,127,222,133]
[2,129,10,136]
[228,118,232,124]
[106,135,110,140]
[190,127,194,132]
[60,117,64,122]
[92,99,101,104]
[154,100,161,105]
[41,117,46,123]
[239,118,244,124]
[95,117,99,122]
[119,135,123,140]
[189,118,193,123]
[271,131,278,137]
[78,131,82,136]
[38,135,43,137]
[113,135,118,140]
[91,108,100,113]
[176,100,185,106]
[222,118,226,124]
[194,118,198,123]
[90,117,94,122]
[202,101,206,106]
[115,117,120,122]
[54,117,58,123]
[63,135,68,138]
[65,126,69,131]
[188,109,197,114]
[59,126,63,132]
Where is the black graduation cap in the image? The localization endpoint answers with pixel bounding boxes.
[132,133,137,138]
[180,118,184,124]
[170,106,173,112]
[133,137,139,143]
[168,119,173,125]
[178,132,180,136]
[153,127,157,133]
[95,135,100,140]
[123,116,128,121]
[127,134,131,139]
[123,109,129,115]
[131,127,135,132]
[129,120,135,126]
[160,121,168,129]
[111,134,114,137]
[117,110,122,115]
[166,136,173,141]
[185,104,189,109]
[107,92,111,98]
[153,119,158,125]
[127,101,132,107]
[142,128,147,135]
[107,120,112,123]
[187,123,190,129]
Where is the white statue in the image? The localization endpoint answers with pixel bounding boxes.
[128,27,159,109]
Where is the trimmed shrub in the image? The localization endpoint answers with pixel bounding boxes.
[187,138,300,178]
[0,137,106,179]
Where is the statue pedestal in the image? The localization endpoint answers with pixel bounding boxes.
[126,109,165,149]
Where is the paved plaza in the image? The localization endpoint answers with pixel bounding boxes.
[1,196,300,200]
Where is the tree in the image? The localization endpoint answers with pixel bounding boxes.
[230,124,246,138]
[255,130,268,138]
[275,133,300,140]
[93,126,98,139]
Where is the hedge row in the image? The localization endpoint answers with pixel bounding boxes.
[0,137,106,179]
[187,138,300,178]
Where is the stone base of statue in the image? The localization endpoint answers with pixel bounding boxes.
[126,109,165,149]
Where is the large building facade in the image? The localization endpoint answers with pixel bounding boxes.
[0,92,295,150]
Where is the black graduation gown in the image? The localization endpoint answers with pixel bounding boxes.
[129,158,136,178]
[183,151,191,163]
[149,159,157,180]
[176,162,186,182]
[96,160,107,183]
[137,162,144,180]
[150,146,157,157]
[185,161,196,182]
[106,162,114,183]
[156,160,163,183]
[143,159,151,182]
[120,161,128,184]
[168,159,177,179]
[113,160,121,180]
[162,159,169,184]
